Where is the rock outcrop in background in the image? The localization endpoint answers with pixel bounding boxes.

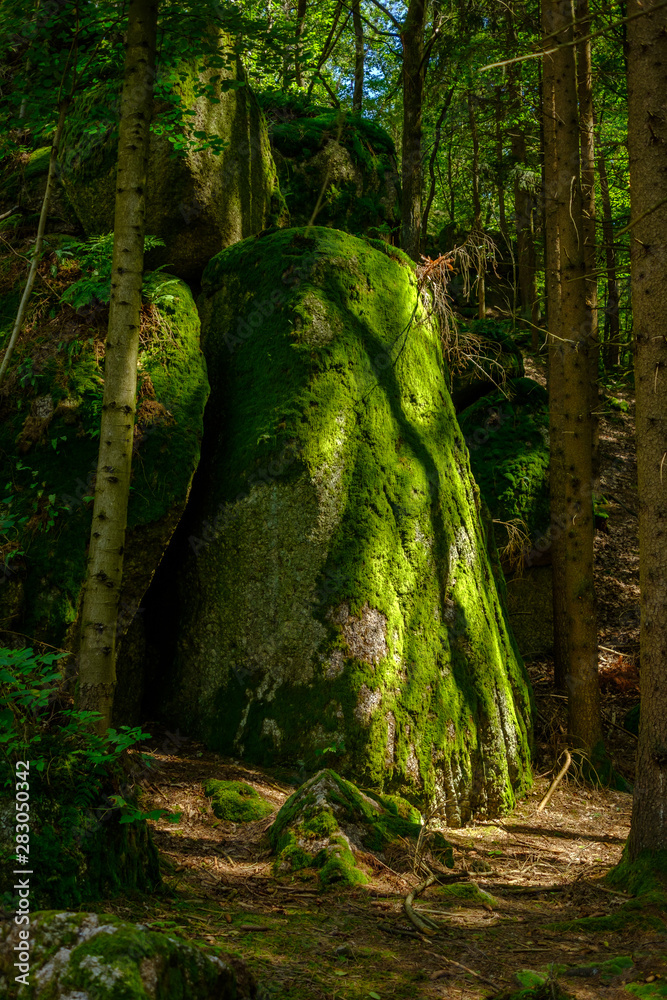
[146,227,533,823]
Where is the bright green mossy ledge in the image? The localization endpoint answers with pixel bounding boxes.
[0,911,249,1000]
[0,275,209,649]
[270,768,452,887]
[204,779,274,822]
[162,226,533,822]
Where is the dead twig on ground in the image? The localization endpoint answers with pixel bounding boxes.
[538,750,572,811]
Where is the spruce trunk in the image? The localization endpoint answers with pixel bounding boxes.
[400,0,427,260]
[77,0,158,733]
[627,0,667,856]
[542,0,602,752]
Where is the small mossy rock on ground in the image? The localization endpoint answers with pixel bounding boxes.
[0,148,79,232]
[204,779,274,822]
[0,273,208,684]
[269,768,450,886]
[261,96,399,239]
[156,227,533,822]
[0,911,255,1000]
[0,793,160,912]
[450,319,525,412]
[58,44,284,282]
[458,377,550,556]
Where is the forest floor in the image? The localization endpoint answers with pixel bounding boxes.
[93,364,664,1000]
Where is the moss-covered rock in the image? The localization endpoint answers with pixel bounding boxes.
[0,148,79,232]
[58,44,285,281]
[0,272,209,680]
[204,779,274,822]
[156,226,533,822]
[0,791,161,912]
[450,319,525,412]
[262,97,399,239]
[269,768,447,886]
[0,910,254,1000]
[458,377,550,555]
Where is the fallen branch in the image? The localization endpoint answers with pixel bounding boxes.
[404,874,439,935]
[0,205,19,222]
[433,955,503,991]
[537,750,572,812]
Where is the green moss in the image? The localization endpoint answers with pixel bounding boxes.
[0,910,240,999]
[626,983,667,997]
[262,98,399,238]
[0,272,208,647]
[317,835,370,887]
[431,882,497,906]
[458,377,550,549]
[165,227,533,820]
[204,779,274,822]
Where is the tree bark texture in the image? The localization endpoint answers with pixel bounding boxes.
[542,0,602,752]
[352,0,364,112]
[400,0,428,260]
[468,91,485,319]
[575,0,600,481]
[422,89,453,252]
[626,0,667,857]
[77,0,158,733]
[597,142,621,369]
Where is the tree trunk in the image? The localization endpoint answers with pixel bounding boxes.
[597,141,621,369]
[295,0,307,88]
[626,0,667,858]
[575,0,600,482]
[400,0,428,260]
[352,0,364,112]
[542,0,602,753]
[468,91,485,319]
[0,99,69,386]
[422,88,454,253]
[77,0,158,734]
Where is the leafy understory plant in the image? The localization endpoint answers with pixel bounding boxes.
[60,233,166,310]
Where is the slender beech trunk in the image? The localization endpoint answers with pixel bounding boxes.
[77,0,158,734]
[626,0,667,858]
[495,87,509,246]
[468,91,485,319]
[542,0,602,753]
[352,0,364,112]
[575,0,600,482]
[0,100,69,386]
[295,0,307,88]
[400,0,428,260]
[597,142,621,369]
[422,88,453,252]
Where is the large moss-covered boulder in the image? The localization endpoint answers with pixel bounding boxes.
[449,318,525,412]
[0,911,255,1000]
[270,768,451,886]
[0,148,79,232]
[0,269,208,670]
[155,227,532,823]
[58,46,284,281]
[458,377,550,560]
[262,97,399,239]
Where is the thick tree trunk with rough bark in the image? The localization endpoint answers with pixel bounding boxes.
[626,0,667,858]
[575,0,600,481]
[400,0,428,260]
[542,0,602,753]
[597,142,621,369]
[77,0,158,733]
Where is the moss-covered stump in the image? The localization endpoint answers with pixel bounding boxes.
[58,45,284,282]
[0,148,79,232]
[0,911,255,1000]
[262,97,399,239]
[158,226,532,821]
[269,768,450,887]
[204,779,274,823]
[450,319,525,412]
[458,377,550,559]
[0,791,160,912]
[0,273,209,704]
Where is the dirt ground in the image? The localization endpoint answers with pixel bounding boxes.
[87,369,666,1000]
